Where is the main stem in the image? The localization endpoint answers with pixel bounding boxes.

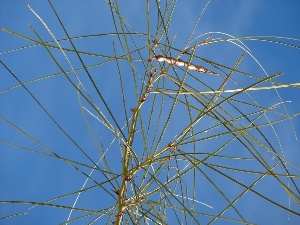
[115,71,154,224]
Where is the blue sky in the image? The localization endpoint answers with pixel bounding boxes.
[1,1,300,224]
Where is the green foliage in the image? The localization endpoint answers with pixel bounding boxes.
[1,1,300,224]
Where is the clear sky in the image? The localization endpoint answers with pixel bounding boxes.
[1,1,300,224]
